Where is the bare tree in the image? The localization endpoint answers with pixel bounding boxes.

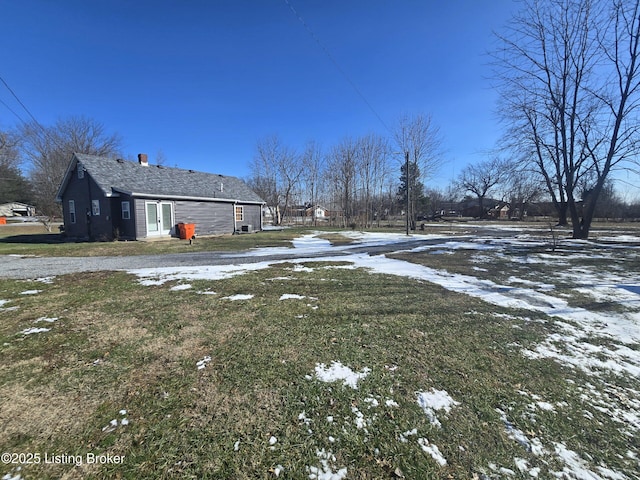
[494,0,640,238]
[19,116,122,218]
[457,157,510,219]
[503,169,544,220]
[327,138,358,228]
[300,140,325,226]
[424,187,454,219]
[249,135,302,225]
[394,113,444,228]
[355,134,390,228]
[394,113,444,180]
[155,149,168,166]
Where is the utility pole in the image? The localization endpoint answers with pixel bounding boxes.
[405,150,410,236]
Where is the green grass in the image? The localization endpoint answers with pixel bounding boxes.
[2,248,639,479]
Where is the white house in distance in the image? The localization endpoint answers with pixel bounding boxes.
[0,202,36,217]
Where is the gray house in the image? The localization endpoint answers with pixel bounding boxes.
[56,153,264,241]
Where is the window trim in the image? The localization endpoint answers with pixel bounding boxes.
[121,201,131,220]
[235,205,244,221]
[69,200,76,224]
[92,199,100,216]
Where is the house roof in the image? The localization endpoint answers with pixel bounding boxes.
[56,153,264,204]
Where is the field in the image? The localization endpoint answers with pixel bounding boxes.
[1,223,639,479]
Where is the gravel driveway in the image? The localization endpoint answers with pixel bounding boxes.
[0,238,444,280]
[0,251,300,280]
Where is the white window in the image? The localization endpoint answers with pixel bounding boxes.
[92,199,100,216]
[121,201,130,220]
[69,200,76,224]
[235,205,244,221]
[78,166,84,179]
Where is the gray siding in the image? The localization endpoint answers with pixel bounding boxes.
[111,194,136,240]
[133,199,148,240]
[174,200,235,235]
[132,199,261,238]
[61,163,114,241]
[175,201,262,235]
[236,204,261,232]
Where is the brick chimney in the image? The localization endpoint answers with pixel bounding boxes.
[138,153,149,166]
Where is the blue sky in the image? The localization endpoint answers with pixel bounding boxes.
[1,0,518,187]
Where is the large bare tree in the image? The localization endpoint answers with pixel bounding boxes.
[495,0,640,238]
[19,116,122,218]
[457,157,510,219]
[249,135,302,225]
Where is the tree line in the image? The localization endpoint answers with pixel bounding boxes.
[247,113,444,229]
[0,116,123,220]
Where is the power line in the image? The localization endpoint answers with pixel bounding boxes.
[0,97,29,125]
[283,0,392,135]
[0,73,67,152]
[0,74,44,129]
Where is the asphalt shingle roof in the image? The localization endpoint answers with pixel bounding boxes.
[70,153,263,203]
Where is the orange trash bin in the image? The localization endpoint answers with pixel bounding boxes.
[177,222,196,240]
[183,223,196,239]
[0,217,6,225]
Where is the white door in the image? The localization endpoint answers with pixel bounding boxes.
[146,202,173,236]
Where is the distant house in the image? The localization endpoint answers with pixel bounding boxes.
[0,202,36,217]
[488,203,510,220]
[283,204,328,223]
[55,153,264,241]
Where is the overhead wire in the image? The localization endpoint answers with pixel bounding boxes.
[0,73,67,152]
[0,96,29,125]
[0,74,44,129]
[282,0,392,135]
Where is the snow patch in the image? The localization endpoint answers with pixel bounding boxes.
[416,389,460,427]
[34,316,58,323]
[222,294,254,301]
[101,409,130,433]
[313,361,371,389]
[497,408,545,456]
[279,293,307,300]
[19,327,50,335]
[196,356,211,370]
[551,442,627,480]
[417,438,447,466]
[307,449,347,480]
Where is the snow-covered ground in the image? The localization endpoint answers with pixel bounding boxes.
[124,228,640,478]
[5,227,637,478]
